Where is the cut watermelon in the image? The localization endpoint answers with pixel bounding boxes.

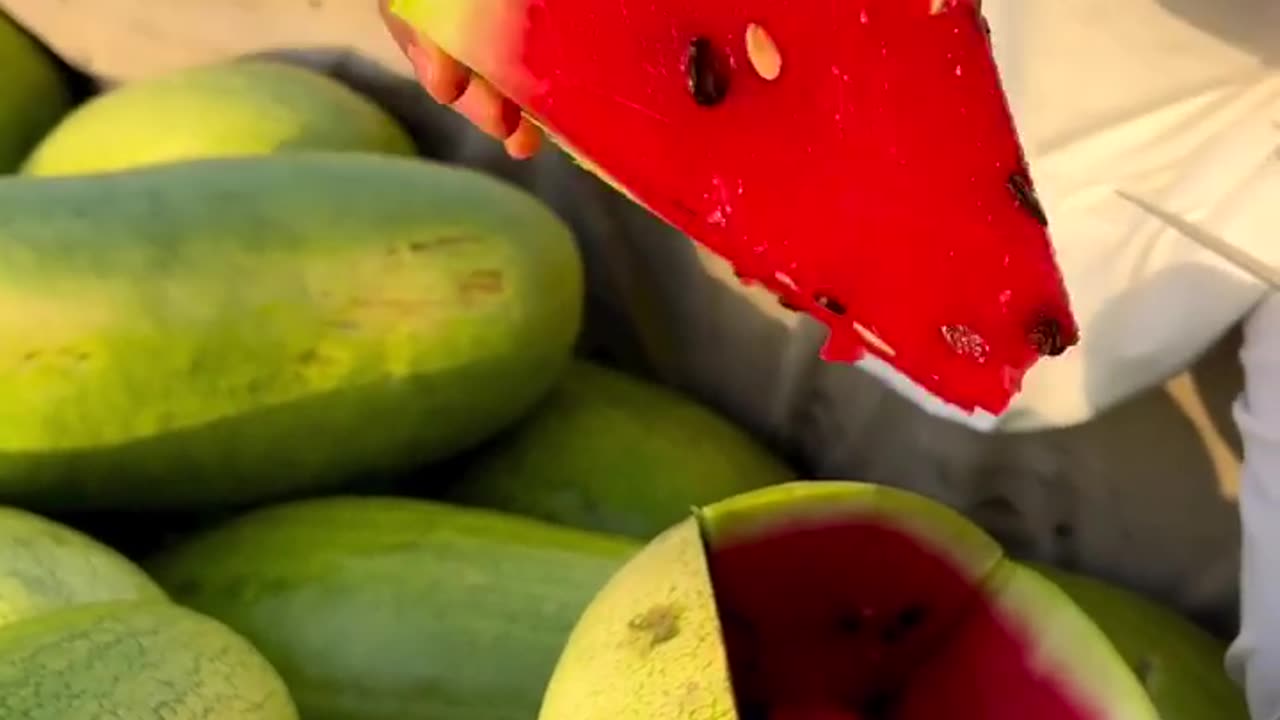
[538,481,1160,720]
[390,0,1079,415]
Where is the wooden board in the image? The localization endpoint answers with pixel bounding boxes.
[0,0,410,80]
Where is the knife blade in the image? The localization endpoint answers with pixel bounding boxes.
[1115,189,1280,291]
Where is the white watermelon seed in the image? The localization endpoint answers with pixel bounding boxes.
[744,23,782,81]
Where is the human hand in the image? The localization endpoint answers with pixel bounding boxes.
[378,0,543,158]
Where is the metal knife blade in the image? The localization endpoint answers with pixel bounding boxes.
[1115,189,1280,291]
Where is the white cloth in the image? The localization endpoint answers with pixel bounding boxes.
[1232,293,1280,720]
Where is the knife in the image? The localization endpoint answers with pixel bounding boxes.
[1115,189,1280,291]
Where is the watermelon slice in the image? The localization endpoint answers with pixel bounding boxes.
[539,481,1161,720]
[389,0,1079,415]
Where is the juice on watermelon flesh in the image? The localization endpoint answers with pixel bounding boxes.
[707,521,1096,719]
[392,0,1079,415]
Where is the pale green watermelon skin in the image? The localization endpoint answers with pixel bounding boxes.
[145,496,639,720]
[0,153,583,511]
[0,508,297,719]
[0,505,165,629]
[0,600,299,720]
[1029,562,1248,720]
[446,360,795,538]
[22,60,416,177]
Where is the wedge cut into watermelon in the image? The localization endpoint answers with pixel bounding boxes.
[703,483,1157,719]
[538,481,1161,720]
[391,0,1080,415]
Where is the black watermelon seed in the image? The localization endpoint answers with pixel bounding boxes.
[862,691,897,719]
[880,605,926,644]
[1027,314,1069,357]
[1007,170,1049,227]
[896,605,926,630]
[880,624,905,644]
[687,37,729,106]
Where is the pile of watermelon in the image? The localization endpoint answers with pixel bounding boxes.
[0,5,1246,720]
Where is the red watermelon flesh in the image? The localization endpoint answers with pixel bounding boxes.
[389,0,1079,415]
[709,520,1114,719]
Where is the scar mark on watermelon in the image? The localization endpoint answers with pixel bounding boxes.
[459,269,506,303]
[628,603,683,647]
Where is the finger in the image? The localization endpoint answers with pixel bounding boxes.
[405,38,473,104]
[378,0,416,54]
[450,76,524,140]
[503,118,544,159]
[378,0,474,104]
